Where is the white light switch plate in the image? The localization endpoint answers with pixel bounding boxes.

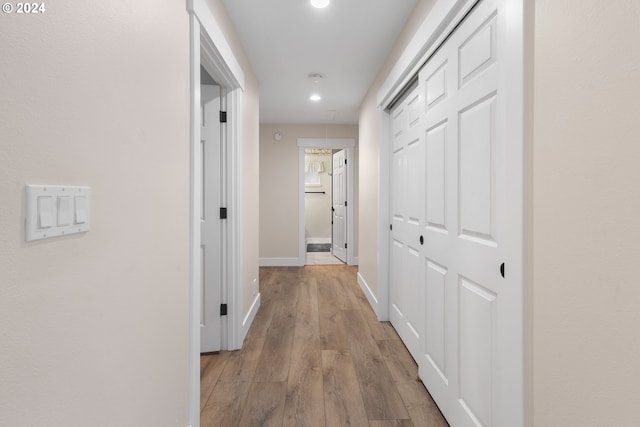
[26,185,91,242]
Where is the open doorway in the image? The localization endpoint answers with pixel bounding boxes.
[188,2,247,425]
[297,138,355,266]
[304,148,343,265]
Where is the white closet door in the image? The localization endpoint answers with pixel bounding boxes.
[388,0,524,425]
[417,0,523,425]
[389,83,425,361]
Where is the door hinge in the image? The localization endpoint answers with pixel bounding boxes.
[219,111,227,123]
[220,303,228,316]
[345,201,347,207]
[220,207,228,219]
[344,243,347,249]
[390,224,393,231]
[344,158,347,165]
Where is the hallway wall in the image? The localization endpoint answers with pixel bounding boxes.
[0,2,191,425]
[259,124,359,263]
[0,0,261,424]
[530,1,640,425]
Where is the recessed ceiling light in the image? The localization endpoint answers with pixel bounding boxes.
[310,0,330,9]
[310,94,322,102]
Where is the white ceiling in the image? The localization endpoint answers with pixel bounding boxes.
[221,0,417,124]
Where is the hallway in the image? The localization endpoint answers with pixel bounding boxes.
[200,266,448,426]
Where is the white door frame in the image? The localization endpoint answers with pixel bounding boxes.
[297,138,355,266]
[375,0,527,424]
[188,1,245,426]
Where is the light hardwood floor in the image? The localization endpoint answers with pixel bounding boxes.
[200,265,449,427]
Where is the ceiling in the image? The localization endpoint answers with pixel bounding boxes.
[221,0,418,124]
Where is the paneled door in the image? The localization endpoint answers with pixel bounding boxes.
[332,149,347,263]
[418,0,523,425]
[389,82,425,361]
[389,0,524,425]
[200,84,222,353]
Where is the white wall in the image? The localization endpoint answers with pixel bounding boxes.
[0,2,191,425]
[0,0,262,424]
[530,1,640,425]
[260,124,359,260]
[304,154,333,242]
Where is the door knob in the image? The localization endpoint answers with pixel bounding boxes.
[419,235,424,245]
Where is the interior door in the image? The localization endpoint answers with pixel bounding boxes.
[331,149,347,262]
[416,0,523,425]
[387,0,523,425]
[389,82,425,361]
[200,84,222,353]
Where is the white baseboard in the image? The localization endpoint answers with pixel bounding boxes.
[242,292,260,341]
[306,237,332,244]
[357,272,379,316]
[259,257,301,267]
[349,256,359,266]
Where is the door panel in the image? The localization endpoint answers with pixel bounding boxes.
[459,94,497,244]
[332,150,347,262]
[425,259,447,379]
[425,121,448,232]
[200,84,222,353]
[458,276,496,427]
[388,82,424,362]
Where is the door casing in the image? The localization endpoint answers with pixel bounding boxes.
[188,1,246,426]
[297,138,355,266]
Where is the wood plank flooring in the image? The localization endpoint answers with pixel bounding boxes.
[201,266,449,427]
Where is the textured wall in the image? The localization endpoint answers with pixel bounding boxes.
[531,1,640,425]
[0,2,191,425]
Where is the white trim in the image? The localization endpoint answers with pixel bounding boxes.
[226,88,243,352]
[297,138,355,266]
[242,293,261,340]
[349,256,359,266]
[376,107,391,321]
[187,1,246,425]
[189,0,245,90]
[297,138,355,148]
[376,0,479,109]
[357,272,379,316]
[187,15,201,427]
[259,257,302,267]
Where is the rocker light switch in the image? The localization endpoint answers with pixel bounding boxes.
[26,185,91,242]
[57,196,73,226]
[38,196,54,228]
[75,196,87,224]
